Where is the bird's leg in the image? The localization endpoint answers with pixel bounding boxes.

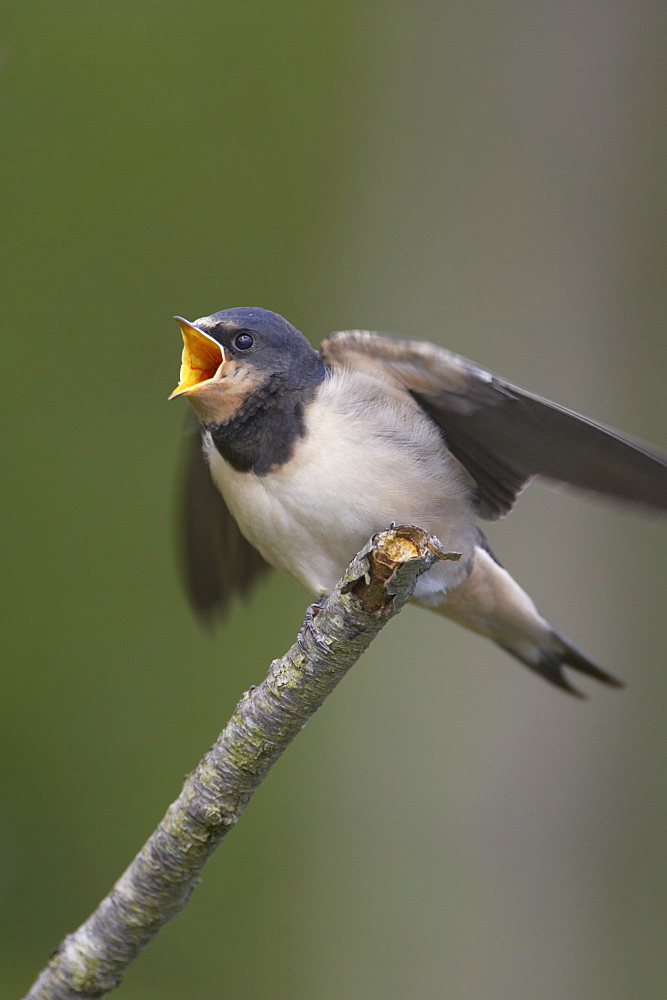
[297,595,329,652]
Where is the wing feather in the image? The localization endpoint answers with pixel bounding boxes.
[179,419,271,623]
[321,330,667,519]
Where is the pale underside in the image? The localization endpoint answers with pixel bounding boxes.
[206,364,478,601]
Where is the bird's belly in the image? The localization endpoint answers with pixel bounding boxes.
[205,402,476,596]
[207,448,349,593]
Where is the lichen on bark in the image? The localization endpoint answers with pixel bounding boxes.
[24,526,454,1000]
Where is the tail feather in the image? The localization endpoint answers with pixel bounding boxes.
[422,543,625,697]
[501,630,625,698]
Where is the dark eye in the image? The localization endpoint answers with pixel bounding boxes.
[233,332,254,351]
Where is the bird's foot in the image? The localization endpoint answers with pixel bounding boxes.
[297,597,329,652]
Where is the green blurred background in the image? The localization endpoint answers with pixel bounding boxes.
[2,2,666,998]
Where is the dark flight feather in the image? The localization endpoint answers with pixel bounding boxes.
[321,330,667,519]
[179,418,271,623]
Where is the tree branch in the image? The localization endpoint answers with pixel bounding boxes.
[24,526,457,1000]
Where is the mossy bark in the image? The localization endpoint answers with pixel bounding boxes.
[24,526,456,1000]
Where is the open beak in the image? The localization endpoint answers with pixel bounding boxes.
[169,317,228,400]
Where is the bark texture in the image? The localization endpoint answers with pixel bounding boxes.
[24,526,456,1000]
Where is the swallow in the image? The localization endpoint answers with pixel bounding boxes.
[169,307,667,696]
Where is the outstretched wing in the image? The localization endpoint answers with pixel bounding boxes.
[321,330,667,520]
[178,419,271,623]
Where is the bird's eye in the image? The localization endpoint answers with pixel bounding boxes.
[233,332,255,351]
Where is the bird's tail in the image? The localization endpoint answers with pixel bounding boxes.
[419,544,624,697]
[495,628,624,698]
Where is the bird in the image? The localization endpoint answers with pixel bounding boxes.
[169,306,667,696]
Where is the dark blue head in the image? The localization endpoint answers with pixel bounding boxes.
[191,306,323,389]
[170,307,326,457]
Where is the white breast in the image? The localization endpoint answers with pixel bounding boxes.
[206,367,477,597]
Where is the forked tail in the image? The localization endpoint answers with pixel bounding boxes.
[420,544,624,697]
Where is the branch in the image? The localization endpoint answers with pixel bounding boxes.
[24,526,457,1000]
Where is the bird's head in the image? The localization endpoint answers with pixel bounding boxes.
[169,307,324,424]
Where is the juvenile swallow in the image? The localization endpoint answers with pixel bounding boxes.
[170,307,667,696]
